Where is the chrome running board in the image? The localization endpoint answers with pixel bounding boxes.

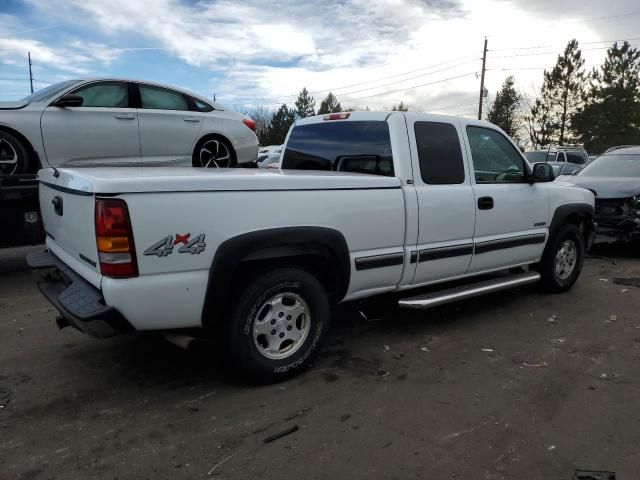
[398,271,541,309]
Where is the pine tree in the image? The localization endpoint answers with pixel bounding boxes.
[317,92,341,114]
[528,39,586,146]
[294,87,315,118]
[487,76,521,141]
[546,39,586,145]
[264,104,296,145]
[572,41,640,153]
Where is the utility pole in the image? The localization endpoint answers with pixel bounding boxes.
[28,52,34,94]
[477,37,488,120]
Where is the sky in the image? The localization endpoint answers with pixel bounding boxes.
[1,0,639,117]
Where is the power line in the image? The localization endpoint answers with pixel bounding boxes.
[490,36,640,52]
[343,72,476,101]
[487,63,604,72]
[487,44,634,59]
[329,64,477,98]
[226,54,479,104]
[303,56,478,96]
[564,11,640,25]
[429,101,477,111]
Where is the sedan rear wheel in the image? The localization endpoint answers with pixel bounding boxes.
[197,138,233,168]
[0,132,29,175]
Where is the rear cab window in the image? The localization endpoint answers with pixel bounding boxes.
[414,121,465,184]
[281,121,394,176]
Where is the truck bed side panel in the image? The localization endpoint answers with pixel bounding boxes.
[106,187,405,330]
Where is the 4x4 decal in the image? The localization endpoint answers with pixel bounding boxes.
[144,233,206,257]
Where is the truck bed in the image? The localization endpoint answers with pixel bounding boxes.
[39,167,401,194]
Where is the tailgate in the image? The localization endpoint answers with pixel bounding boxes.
[39,169,101,288]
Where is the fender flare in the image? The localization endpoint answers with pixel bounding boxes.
[201,227,350,327]
[548,202,595,242]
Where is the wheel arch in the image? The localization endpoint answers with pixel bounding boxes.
[0,125,40,173]
[192,132,237,167]
[201,227,351,328]
[549,203,595,246]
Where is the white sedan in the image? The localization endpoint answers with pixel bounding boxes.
[0,78,258,175]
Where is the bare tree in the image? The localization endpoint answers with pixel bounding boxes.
[242,106,274,146]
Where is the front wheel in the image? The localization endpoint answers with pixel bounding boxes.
[223,268,330,383]
[537,224,585,293]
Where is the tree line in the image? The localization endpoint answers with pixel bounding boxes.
[249,89,408,146]
[487,40,640,153]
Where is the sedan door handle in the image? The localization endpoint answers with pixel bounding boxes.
[114,113,136,120]
[478,196,494,210]
[183,116,201,122]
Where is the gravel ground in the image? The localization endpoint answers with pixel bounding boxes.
[0,244,638,479]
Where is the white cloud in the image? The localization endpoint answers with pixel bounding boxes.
[8,0,640,112]
[0,38,93,74]
[69,41,121,65]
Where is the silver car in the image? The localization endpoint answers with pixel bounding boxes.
[0,78,258,175]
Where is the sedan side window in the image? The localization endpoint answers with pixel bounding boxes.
[71,82,129,108]
[139,85,189,111]
[466,126,525,183]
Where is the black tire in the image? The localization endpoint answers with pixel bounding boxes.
[0,131,29,175]
[192,136,235,168]
[537,223,585,293]
[223,268,330,383]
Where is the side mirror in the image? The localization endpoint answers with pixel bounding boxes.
[531,162,555,182]
[51,94,84,108]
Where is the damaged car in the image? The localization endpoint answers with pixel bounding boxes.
[557,145,640,243]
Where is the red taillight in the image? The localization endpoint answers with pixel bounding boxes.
[323,112,350,121]
[242,118,257,132]
[95,198,138,278]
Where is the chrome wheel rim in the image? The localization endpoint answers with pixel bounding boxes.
[554,239,577,280]
[198,139,231,168]
[252,292,310,360]
[0,139,18,175]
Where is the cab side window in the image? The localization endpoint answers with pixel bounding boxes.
[415,121,465,184]
[466,126,525,183]
[71,82,129,108]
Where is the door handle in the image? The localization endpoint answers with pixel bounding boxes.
[478,196,494,210]
[52,196,63,216]
[114,113,136,120]
[183,117,201,122]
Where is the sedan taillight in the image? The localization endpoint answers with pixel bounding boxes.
[242,118,257,133]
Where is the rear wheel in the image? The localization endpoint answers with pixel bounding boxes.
[223,268,330,383]
[193,136,234,168]
[537,224,585,293]
[0,131,29,175]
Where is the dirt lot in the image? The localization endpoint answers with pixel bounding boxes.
[1,245,639,480]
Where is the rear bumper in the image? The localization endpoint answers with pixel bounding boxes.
[27,250,134,338]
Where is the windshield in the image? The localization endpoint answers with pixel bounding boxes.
[524,151,554,162]
[578,154,640,177]
[22,80,81,103]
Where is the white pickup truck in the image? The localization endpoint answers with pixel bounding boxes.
[28,112,595,382]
